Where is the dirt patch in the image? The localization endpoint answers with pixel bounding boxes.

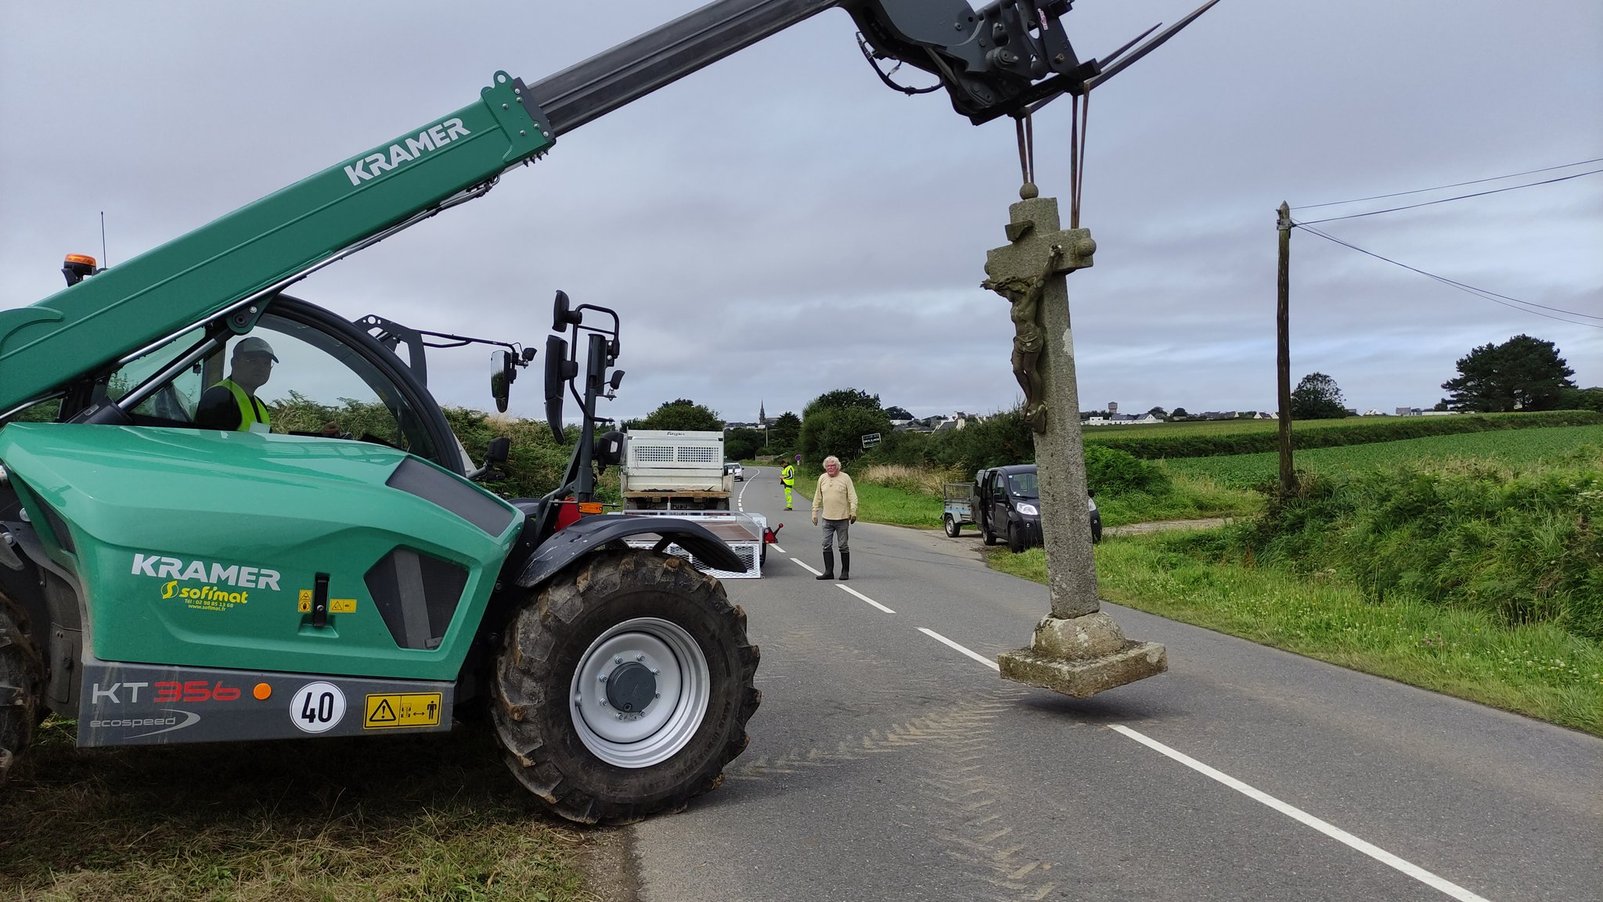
[576,825,641,902]
[1105,517,1232,537]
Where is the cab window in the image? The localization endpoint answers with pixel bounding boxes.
[104,314,441,462]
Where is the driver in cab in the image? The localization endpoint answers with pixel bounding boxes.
[195,336,277,433]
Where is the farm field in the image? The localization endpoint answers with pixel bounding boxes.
[1159,424,1603,488]
[1082,410,1600,459]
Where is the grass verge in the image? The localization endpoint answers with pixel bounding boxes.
[0,719,596,900]
[990,535,1603,736]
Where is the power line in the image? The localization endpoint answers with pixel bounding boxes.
[1293,156,1603,210]
[1291,222,1603,329]
[1294,167,1603,225]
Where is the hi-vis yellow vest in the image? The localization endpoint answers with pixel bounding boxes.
[217,379,271,432]
[780,465,795,486]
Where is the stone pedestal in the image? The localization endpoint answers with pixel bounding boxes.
[985,192,1167,697]
[998,613,1167,698]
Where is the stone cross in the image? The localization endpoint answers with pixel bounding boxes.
[986,193,1167,698]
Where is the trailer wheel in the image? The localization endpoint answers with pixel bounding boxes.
[493,550,760,824]
[0,592,43,788]
[943,515,961,538]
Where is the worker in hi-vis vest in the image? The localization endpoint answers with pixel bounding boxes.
[780,454,799,510]
[196,336,277,433]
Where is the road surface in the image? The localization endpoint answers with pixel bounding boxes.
[622,465,1602,902]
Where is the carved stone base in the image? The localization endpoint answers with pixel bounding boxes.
[998,612,1167,698]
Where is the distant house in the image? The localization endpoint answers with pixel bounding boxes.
[1084,412,1162,426]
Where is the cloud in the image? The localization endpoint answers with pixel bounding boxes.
[2,0,1599,428]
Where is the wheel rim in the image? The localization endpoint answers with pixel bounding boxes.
[570,617,710,768]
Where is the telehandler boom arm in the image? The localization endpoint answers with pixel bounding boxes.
[0,0,1201,416]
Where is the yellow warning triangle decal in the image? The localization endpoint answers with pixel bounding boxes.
[370,699,398,723]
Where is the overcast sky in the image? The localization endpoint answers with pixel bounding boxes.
[3,1,1599,425]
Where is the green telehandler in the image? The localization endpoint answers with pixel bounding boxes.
[0,0,1205,822]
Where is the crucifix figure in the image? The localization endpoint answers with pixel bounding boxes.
[983,245,1063,434]
[986,191,1167,698]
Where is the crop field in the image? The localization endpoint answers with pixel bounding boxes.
[1158,424,1603,489]
[1084,410,1580,441]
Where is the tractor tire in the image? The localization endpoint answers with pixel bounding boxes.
[493,549,760,824]
[943,515,960,538]
[0,592,43,788]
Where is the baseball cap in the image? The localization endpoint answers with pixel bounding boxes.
[234,336,278,361]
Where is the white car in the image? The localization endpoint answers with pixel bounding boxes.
[724,461,744,481]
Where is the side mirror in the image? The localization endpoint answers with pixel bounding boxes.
[544,334,569,442]
[552,290,582,331]
[491,350,515,413]
[485,436,510,466]
[592,430,624,473]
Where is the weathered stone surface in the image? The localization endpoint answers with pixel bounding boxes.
[987,195,1167,695]
[1026,611,1130,660]
[998,633,1168,699]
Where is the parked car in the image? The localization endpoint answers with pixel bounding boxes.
[942,464,1100,551]
[724,461,744,481]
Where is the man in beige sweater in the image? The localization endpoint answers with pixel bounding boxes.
[811,455,859,581]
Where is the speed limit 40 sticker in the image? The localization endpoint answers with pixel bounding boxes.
[289,681,347,733]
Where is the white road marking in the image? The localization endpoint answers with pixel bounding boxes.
[771,544,786,555]
[916,627,1001,671]
[1107,725,1493,902]
[777,521,1490,901]
[839,585,894,613]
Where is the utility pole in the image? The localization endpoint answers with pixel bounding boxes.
[1276,202,1298,498]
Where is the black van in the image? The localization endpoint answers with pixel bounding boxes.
[970,464,1101,552]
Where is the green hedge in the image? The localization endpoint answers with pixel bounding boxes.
[1087,411,1602,459]
[1178,463,1603,642]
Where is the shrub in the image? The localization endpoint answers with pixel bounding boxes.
[1088,410,1601,459]
[1192,463,1603,642]
[1085,444,1170,496]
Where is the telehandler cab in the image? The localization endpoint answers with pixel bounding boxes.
[0,0,1208,821]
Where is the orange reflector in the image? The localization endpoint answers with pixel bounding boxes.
[578,501,604,515]
[253,683,272,701]
[63,253,98,267]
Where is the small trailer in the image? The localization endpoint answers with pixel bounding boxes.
[621,510,775,578]
[942,482,977,538]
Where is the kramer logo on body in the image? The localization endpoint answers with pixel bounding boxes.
[131,553,281,590]
[343,118,472,185]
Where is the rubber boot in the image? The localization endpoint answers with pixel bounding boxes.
[816,549,835,580]
[840,551,850,581]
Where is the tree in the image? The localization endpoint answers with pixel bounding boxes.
[1146,406,1168,421]
[767,412,801,455]
[630,398,723,432]
[1290,372,1348,419]
[724,427,764,460]
[885,405,914,421]
[1556,386,1603,413]
[1441,335,1576,412]
[798,388,891,465]
[1170,407,1190,420]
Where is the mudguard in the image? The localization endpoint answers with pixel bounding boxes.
[517,515,745,589]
